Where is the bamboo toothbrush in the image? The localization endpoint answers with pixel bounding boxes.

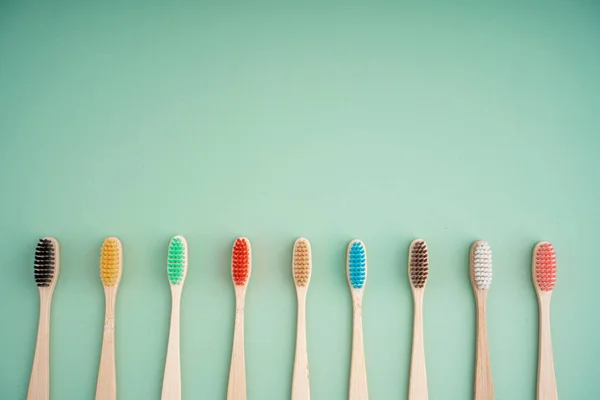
[227,237,252,400]
[162,236,188,400]
[470,240,494,400]
[408,239,429,400]
[292,238,312,400]
[27,238,60,400]
[533,242,558,400]
[96,237,123,400]
[347,239,368,400]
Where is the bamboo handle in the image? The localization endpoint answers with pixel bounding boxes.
[474,292,493,400]
[96,288,118,400]
[227,290,246,400]
[409,292,427,400]
[292,289,310,400]
[27,292,52,400]
[537,294,558,400]
[162,288,182,400]
[349,297,368,400]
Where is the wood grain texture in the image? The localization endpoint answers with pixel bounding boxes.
[349,293,368,400]
[27,290,53,400]
[474,290,493,400]
[408,289,427,400]
[96,286,119,400]
[292,287,310,400]
[536,292,558,400]
[162,285,183,400]
[227,285,247,400]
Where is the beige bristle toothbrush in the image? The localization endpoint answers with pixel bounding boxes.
[533,242,558,400]
[27,237,60,400]
[291,238,312,400]
[227,237,252,400]
[162,236,188,400]
[95,237,123,400]
[470,240,494,399]
[408,239,429,400]
[347,239,368,400]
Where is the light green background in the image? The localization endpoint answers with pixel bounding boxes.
[1,1,599,399]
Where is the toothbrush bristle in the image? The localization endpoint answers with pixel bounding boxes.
[472,241,492,290]
[293,238,311,287]
[232,237,251,286]
[409,239,429,289]
[34,238,56,287]
[100,237,122,287]
[348,240,367,289]
[167,236,187,285]
[534,242,556,291]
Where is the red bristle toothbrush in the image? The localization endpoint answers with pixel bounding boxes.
[533,242,558,400]
[227,237,252,400]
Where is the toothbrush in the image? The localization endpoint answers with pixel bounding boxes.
[96,237,123,400]
[470,240,494,400]
[162,236,188,400]
[408,239,429,400]
[533,242,558,400]
[347,239,368,400]
[291,238,312,400]
[27,238,60,400]
[227,237,252,400]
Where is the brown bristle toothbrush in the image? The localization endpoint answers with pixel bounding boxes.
[408,239,429,400]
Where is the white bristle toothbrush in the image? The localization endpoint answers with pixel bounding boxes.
[292,238,312,400]
[533,242,558,400]
[347,239,368,400]
[162,236,188,400]
[470,240,494,399]
[28,238,60,400]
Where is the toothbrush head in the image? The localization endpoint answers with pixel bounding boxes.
[100,237,122,287]
[34,237,59,288]
[470,240,492,291]
[533,242,557,292]
[409,239,429,290]
[293,238,312,287]
[347,239,367,290]
[167,236,187,286]
[232,237,251,287]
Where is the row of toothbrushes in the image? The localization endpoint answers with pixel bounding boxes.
[27,235,558,400]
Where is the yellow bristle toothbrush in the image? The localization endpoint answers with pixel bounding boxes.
[291,238,312,400]
[27,237,60,400]
[95,237,123,400]
[162,236,188,400]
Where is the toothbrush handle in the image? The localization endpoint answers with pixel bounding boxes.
[409,291,427,400]
[162,288,182,400]
[292,289,310,400]
[27,291,52,400]
[349,297,368,400]
[96,287,118,400]
[474,291,493,400]
[537,293,558,400]
[227,289,246,400]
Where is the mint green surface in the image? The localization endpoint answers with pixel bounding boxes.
[1,2,599,399]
